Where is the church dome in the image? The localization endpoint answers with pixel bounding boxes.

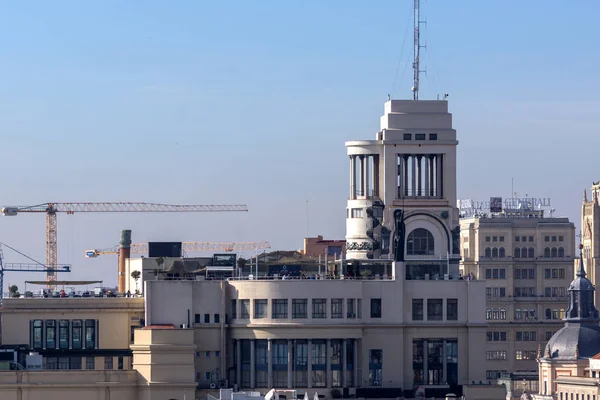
[544,245,600,361]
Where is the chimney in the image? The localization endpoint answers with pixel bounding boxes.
[118,229,132,293]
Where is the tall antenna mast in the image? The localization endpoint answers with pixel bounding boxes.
[412,0,423,100]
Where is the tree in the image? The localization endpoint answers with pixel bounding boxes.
[154,257,164,281]
[9,285,20,298]
[237,257,247,269]
[131,270,141,293]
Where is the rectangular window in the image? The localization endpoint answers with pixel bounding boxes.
[205,351,210,358]
[72,320,82,349]
[529,236,534,242]
[545,269,551,279]
[86,357,95,370]
[240,300,250,319]
[58,357,69,370]
[559,236,564,242]
[45,357,58,370]
[415,133,426,140]
[486,269,492,279]
[427,299,443,321]
[331,298,343,319]
[515,269,521,279]
[205,372,211,380]
[500,288,506,297]
[214,314,220,324]
[357,299,362,319]
[492,236,498,242]
[529,269,535,279]
[499,269,506,279]
[204,314,210,323]
[403,133,412,140]
[486,351,507,360]
[515,236,520,242]
[118,356,123,370]
[368,349,383,386]
[521,236,527,242]
[59,320,69,349]
[347,299,356,318]
[85,320,96,349]
[412,299,424,320]
[46,320,56,349]
[194,314,201,323]
[215,351,220,357]
[486,236,491,242]
[552,269,558,279]
[272,299,288,319]
[370,298,382,318]
[351,208,363,218]
[486,287,492,298]
[447,299,458,320]
[104,356,113,369]
[501,332,506,341]
[429,133,438,140]
[32,320,43,349]
[559,269,565,279]
[231,299,237,319]
[493,269,499,279]
[499,236,505,242]
[254,299,267,318]
[312,299,327,318]
[292,299,307,319]
[516,332,522,341]
[545,236,550,242]
[552,236,557,242]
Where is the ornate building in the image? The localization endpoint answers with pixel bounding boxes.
[581,182,600,307]
[534,245,600,399]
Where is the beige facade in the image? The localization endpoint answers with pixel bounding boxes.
[1,297,145,371]
[144,267,488,393]
[302,236,346,258]
[581,182,600,307]
[460,214,575,378]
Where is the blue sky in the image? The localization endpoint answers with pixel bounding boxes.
[0,1,599,290]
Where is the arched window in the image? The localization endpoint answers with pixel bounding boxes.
[493,309,499,320]
[486,309,492,320]
[552,309,558,319]
[529,309,536,319]
[500,309,506,320]
[514,248,521,258]
[558,247,565,257]
[515,309,521,320]
[528,248,534,258]
[560,309,565,319]
[551,247,558,258]
[545,308,551,320]
[407,228,435,255]
[499,247,505,257]
[522,310,529,320]
[492,248,498,258]
[485,247,491,258]
[544,247,550,258]
[521,247,528,258]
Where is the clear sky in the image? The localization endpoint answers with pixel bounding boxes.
[1,0,599,291]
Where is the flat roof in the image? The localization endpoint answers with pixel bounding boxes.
[25,280,103,286]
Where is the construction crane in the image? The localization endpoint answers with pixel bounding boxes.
[84,241,271,258]
[1,202,248,287]
[0,242,71,302]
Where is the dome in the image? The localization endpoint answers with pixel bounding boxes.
[545,323,600,360]
[570,276,595,291]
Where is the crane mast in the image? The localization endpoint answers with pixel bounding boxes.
[1,202,248,289]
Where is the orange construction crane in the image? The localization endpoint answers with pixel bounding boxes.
[1,202,248,288]
[84,241,271,257]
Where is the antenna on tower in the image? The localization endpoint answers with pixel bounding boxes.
[412,0,426,100]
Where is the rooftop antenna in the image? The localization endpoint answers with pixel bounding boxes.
[412,0,426,100]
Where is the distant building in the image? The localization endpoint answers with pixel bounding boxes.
[302,236,345,258]
[460,206,575,377]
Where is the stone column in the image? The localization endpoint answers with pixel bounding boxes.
[424,155,429,197]
[423,339,428,385]
[373,155,379,197]
[308,340,313,388]
[267,339,272,388]
[250,339,256,389]
[326,339,332,387]
[353,339,358,387]
[288,340,293,388]
[411,155,416,197]
[417,155,422,196]
[429,156,435,196]
[359,155,365,197]
[236,340,242,389]
[403,156,409,197]
[442,339,448,384]
[350,156,356,200]
[365,156,370,198]
[342,339,348,387]
[436,154,443,197]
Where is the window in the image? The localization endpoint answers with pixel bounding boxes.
[545,268,551,279]
[545,236,550,242]
[545,331,555,341]
[45,320,56,349]
[104,356,113,370]
[117,356,123,370]
[492,248,498,257]
[72,320,82,349]
[487,370,506,379]
[485,248,491,258]
[429,133,438,140]
[447,299,458,320]
[515,269,521,279]
[514,248,521,258]
[312,299,327,318]
[293,299,307,319]
[415,133,426,140]
[521,247,528,258]
[369,349,383,386]
[254,299,267,318]
[528,248,534,258]
[86,357,95,370]
[515,350,537,360]
[515,236,520,242]
[85,320,96,349]
[346,299,356,318]
[499,247,505,257]
[412,299,424,320]
[351,208,363,218]
[403,133,412,140]
[194,314,200,323]
[214,314,220,324]
[559,269,565,279]
[521,236,527,242]
[486,332,507,342]
[558,247,565,257]
[357,299,362,319]
[58,357,69,370]
[240,300,250,318]
[272,299,288,319]
[407,228,434,255]
[427,299,443,321]
[32,320,43,349]
[202,314,209,323]
[231,299,237,319]
[205,372,211,380]
[486,351,507,360]
[486,236,491,242]
[370,299,382,318]
[215,351,220,357]
[551,247,558,258]
[331,299,343,319]
[499,236,505,242]
[559,236,564,242]
[59,320,69,349]
[493,236,498,242]
[552,236,557,242]
[544,247,550,257]
[45,357,58,370]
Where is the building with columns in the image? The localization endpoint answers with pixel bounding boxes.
[580,182,600,307]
